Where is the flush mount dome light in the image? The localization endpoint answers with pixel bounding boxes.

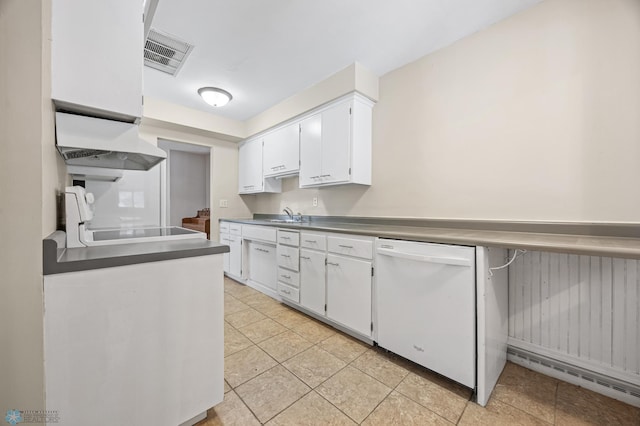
[198,87,232,107]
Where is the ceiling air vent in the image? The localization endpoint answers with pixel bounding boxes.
[144,28,194,76]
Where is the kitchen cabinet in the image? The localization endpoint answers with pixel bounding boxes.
[300,248,326,316]
[238,138,281,194]
[325,234,374,337]
[263,123,300,178]
[243,225,278,295]
[277,229,300,303]
[52,0,143,121]
[220,221,242,280]
[299,94,373,188]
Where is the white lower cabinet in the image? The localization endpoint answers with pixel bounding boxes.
[219,232,230,273]
[299,248,326,316]
[326,253,372,337]
[228,235,242,278]
[248,241,277,290]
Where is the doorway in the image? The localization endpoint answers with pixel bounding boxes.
[158,139,211,228]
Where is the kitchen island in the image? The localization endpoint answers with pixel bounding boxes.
[42,231,229,426]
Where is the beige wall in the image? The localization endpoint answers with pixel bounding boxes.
[139,124,254,237]
[252,0,640,222]
[0,0,63,415]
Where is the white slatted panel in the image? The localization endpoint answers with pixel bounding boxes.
[508,251,640,379]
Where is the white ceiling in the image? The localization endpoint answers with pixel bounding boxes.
[144,0,542,121]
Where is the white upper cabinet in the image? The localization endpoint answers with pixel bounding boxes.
[52,0,144,122]
[299,94,373,188]
[263,123,300,178]
[238,138,281,194]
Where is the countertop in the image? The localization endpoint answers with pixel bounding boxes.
[221,216,640,259]
[43,231,230,275]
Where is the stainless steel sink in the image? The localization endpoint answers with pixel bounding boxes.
[268,219,298,223]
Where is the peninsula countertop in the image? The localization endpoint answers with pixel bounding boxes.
[43,231,230,275]
[220,216,640,259]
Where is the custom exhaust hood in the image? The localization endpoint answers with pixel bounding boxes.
[55,112,167,171]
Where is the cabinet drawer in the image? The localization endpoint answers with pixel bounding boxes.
[300,232,327,251]
[278,230,299,246]
[278,282,300,303]
[277,245,299,271]
[327,235,373,260]
[219,222,230,233]
[243,225,276,243]
[278,267,300,287]
[229,224,242,236]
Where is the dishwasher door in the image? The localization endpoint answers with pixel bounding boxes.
[375,239,476,388]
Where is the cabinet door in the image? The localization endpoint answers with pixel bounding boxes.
[248,242,277,290]
[264,123,299,177]
[52,0,143,121]
[238,139,263,193]
[326,254,372,336]
[300,249,326,316]
[299,114,323,187]
[220,233,230,273]
[320,101,351,185]
[228,236,242,278]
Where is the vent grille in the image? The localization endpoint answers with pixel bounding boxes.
[507,346,640,406]
[144,28,194,76]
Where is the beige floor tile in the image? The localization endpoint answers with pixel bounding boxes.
[225,307,267,328]
[395,371,469,423]
[283,346,347,388]
[251,299,291,317]
[224,345,277,388]
[224,380,231,393]
[318,333,369,363]
[351,349,410,388]
[267,391,357,426]
[224,294,251,315]
[408,364,473,400]
[201,390,260,426]
[271,309,312,329]
[362,391,452,425]
[225,281,259,300]
[238,318,287,343]
[242,291,278,307]
[258,330,314,363]
[236,365,311,423]
[317,366,391,423]
[458,399,549,426]
[555,381,640,425]
[292,320,336,343]
[492,362,557,423]
[224,323,253,357]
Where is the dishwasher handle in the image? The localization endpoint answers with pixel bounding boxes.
[376,248,472,267]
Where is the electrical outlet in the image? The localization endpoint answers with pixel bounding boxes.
[219,199,228,208]
[312,197,318,207]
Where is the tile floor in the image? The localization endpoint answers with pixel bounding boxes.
[197,278,640,425]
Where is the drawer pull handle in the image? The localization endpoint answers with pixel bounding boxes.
[281,236,291,240]
[281,289,291,295]
[304,240,317,243]
[281,274,291,279]
[413,345,425,352]
[280,254,290,258]
[338,245,353,249]
[327,261,340,266]
[300,256,310,260]
[255,248,270,253]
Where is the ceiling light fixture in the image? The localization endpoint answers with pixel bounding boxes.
[198,87,232,107]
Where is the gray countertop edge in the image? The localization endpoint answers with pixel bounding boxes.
[221,218,640,260]
[43,231,230,275]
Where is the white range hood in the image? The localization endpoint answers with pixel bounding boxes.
[55,112,167,171]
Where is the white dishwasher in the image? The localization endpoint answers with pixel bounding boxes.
[375,238,476,388]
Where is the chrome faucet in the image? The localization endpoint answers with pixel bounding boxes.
[283,207,293,220]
